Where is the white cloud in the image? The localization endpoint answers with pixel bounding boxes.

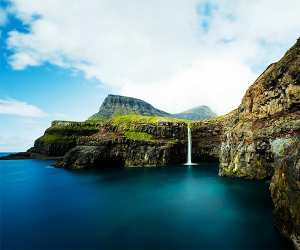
[0,98,47,117]
[6,0,300,114]
[121,55,256,113]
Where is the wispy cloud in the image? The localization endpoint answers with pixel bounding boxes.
[0,98,47,117]
[5,0,300,113]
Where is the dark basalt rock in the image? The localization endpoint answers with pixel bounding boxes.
[56,139,186,169]
[29,140,76,157]
[191,119,224,161]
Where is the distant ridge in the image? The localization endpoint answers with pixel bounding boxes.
[174,106,216,120]
[90,94,216,120]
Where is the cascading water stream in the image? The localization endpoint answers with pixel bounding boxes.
[185,126,196,165]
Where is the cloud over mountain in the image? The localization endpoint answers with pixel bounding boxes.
[5,0,300,113]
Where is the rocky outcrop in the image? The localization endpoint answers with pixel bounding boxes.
[28,121,102,156]
[23,112,225,168]
[270,137,300,249]
[57,140,186,169]
[219,38,300,247]
[26,116,189,168]
[25,114,226,168]
[220,39,300,179]
[191,118,224,161]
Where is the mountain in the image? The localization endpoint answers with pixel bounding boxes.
[90,94,170,119]
[174,106,216,120]
[90,94,216,120]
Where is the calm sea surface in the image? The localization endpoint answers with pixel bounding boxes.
[0,155,290,250]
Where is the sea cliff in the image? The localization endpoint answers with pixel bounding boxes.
[218,38,300,248]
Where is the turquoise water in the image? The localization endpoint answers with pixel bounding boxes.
[0,157,289,250]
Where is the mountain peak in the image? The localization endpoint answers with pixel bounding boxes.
[175,105,216,120]
[90,94,170,118]
[90,94,217,120]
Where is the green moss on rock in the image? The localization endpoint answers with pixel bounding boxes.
[124,131,155,142]
[111,114,187,129]
[39,134,75,144]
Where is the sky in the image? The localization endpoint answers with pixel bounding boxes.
[0,0,300,151]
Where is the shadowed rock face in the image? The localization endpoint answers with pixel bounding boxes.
[191,119,224,161]
[56,141,186,169]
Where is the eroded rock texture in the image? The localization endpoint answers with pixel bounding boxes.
[27,118,189,168]
[219,38,300,248]
[191,119,224,161]
[270,137,300,249]
[220,39,300,179]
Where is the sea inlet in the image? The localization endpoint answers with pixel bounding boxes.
[0,155,290,250]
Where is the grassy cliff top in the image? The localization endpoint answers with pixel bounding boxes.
[111,114,188,125]
[51,113,226,132]
[37,114,226,145]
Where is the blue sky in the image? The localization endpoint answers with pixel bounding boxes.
[0,2,109,151]
[1,0,300,151]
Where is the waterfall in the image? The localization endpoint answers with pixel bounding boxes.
[185,126,195,165]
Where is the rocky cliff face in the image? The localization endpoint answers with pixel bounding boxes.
[29,116,189,168]
[191,118,224,161]
[270,137,300,249]
[220,39,300,179]
[28,114,222,168]
[28,121,101,156]
[219,38,300,248]
[58,117,188,168]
